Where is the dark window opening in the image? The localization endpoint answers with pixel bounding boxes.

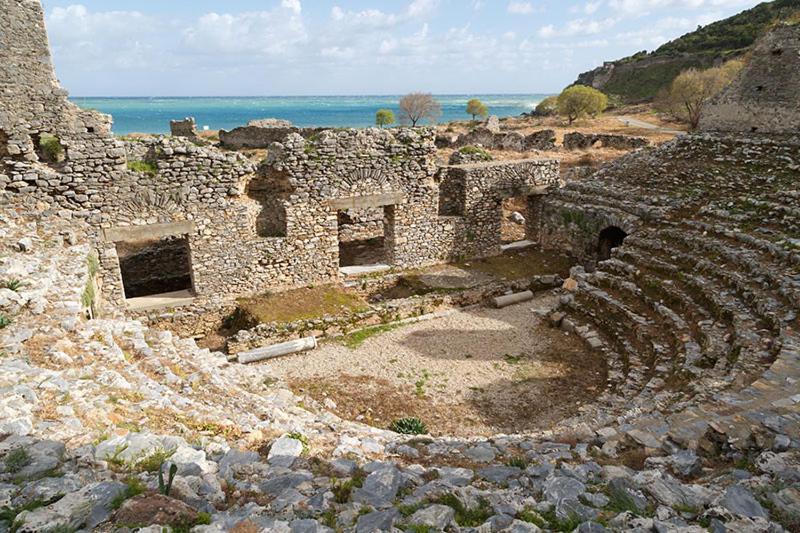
[751,126,759,133]
[756,85,764,92]
[339,206,393,267]
[32,133,66,165]
[771,48,783,56]
[598,226,627,261]
[117,236,193,299]
[87,127,95,133]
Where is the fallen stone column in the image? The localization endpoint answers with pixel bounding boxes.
[237,336,318,364]
[492,290,534,308]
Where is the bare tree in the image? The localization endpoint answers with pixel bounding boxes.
[398,93,442,126]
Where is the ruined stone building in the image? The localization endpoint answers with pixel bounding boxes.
[699,23,800,133]
[0,0,559,313]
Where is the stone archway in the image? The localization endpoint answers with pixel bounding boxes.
[598,226,627,260]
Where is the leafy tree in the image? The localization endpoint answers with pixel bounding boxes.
[375,109,395,128]
[656,60,744,129]
[534,96,559,116]
[557,85,609,124]
[398,93,442,127]
[466,99,489,121]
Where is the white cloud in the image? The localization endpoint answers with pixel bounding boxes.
[538,17,618,38]
[281,0,302,15]
[608,0,752,16]
[46,5,159,70]
[507,2,535,14]
[182,6,307,57]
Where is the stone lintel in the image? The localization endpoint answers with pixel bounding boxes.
[497,184,552,198]
[103,221,195,243]
[326,192,404,210]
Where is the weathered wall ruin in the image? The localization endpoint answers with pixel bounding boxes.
[700,24,800,134]
[0,0,561,312]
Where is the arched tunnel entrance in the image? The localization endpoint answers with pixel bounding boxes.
[598,226,627,261]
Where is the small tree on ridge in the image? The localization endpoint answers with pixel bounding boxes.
[656,60,743,130]
[398,93,442,127]
[466,99,489,121]
[375,109,395,128]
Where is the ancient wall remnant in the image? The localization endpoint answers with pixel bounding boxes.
[450,128,557,152]
[219,119,327,150]
[563,132,649,150]
[170,117,198,139]
[700,24,800,134]
[0,0,562,312]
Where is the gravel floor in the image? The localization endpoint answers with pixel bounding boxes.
[268,293,608,436]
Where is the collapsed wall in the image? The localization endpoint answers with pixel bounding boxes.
[699,23,800,133]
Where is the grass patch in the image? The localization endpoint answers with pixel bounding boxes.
[459,248,574,280]
[133,448,175,474]
[517,507,546,528]
[505,456,528,469]
[434,493,493,527]
[237,285,368,324]
[4,448,31,474]
[341,323,404,349]
[286,432,310,454]
[111,477,146,509]
[0,314,11,330]
[331,469,367,504]
[127,160,158,176]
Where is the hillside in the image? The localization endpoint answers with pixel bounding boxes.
[575,0,800,102]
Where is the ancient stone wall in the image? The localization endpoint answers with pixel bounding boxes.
[169,118,197,139]
[563,132,649,150]
[700,24,800,134]
[219,120,327,150]
[0,0,562,312]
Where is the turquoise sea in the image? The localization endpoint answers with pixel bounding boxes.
[69,95,550,135]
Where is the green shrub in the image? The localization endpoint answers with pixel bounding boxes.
[534,96,559,116]
[390,417,428,435]
[38,134,64,163]
[466,99,489,121]
[4,279,23,291]
[557,85,608,124]
[0,314,11,329]
[376,109,395,128]
[458,146,492,161]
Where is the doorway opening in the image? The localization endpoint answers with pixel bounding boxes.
[338,205,394,268]
[117,236,193,299]
[598,226,627,261]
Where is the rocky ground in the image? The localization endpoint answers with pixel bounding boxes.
[1,133,800,532]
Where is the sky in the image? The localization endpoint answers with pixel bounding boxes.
[41,0,764,97]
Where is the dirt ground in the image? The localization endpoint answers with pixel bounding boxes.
[270,293,607,437]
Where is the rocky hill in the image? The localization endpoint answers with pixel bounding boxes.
[574,0,800,102]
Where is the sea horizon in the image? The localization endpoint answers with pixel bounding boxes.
[69,94,551,136]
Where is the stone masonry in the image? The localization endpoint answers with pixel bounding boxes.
[0,0,560,311]
[700,23,800,133]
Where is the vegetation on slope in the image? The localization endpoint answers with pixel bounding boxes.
[575,0,800,102]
